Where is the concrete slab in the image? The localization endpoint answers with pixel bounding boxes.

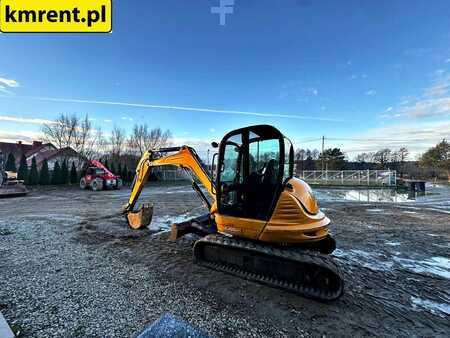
[0,312,14,338]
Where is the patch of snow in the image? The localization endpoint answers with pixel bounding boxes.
[149,214,200,230]
[402,211,417,214]
[433,243,450,249]
[366,209,384,212]
[398,206,422,210]
[333,249,393,271]
[393,256,450,279]
[165,190,195,194]
[411,297,450,317]
[386,242,401,246]
[425,208,450,214]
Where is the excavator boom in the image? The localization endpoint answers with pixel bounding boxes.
[122,146,215,229]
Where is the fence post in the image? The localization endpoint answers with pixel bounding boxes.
[367,169,370,186]
[341,171,344,184]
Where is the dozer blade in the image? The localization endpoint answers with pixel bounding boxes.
[194,234,344,302]
[126,203,154,229]
[0,181,28,198]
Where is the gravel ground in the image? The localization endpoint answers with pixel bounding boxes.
[0,183,449,337]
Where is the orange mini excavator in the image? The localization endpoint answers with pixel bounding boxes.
[122,125,343,301]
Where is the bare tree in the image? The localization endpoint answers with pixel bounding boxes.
[42,113,77,149]
[128,124,172,156]
[373,148,392,169]
[295,149,306,173]
[110,125,126,160]
[355,153,369,163]
[42,113,103,162]
[72,115,93,157]
[311,149,320,160]
[397,147,409,177]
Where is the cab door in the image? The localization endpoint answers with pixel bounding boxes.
[216,126,284,221]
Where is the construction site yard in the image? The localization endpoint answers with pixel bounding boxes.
[1,183,449,337]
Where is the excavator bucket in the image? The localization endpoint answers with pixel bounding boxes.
[126,203,154,229]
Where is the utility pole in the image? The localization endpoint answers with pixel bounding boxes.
[321,136,325,173]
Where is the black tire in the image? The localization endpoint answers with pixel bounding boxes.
[115,178,123,190]
[79,178,87,190]
[91,179,104,191]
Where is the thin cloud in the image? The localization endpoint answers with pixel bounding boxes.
[334,120,450,157]
[0,129,43,143]
[0,85,12,95]
[380,74,450,119]
[0,77,19,88]
[9,95,345,122]
[104,119,113,123]
[365,89,377,96]
[0,115,55,125]
[401,98,450,118]
[424,79,450,98]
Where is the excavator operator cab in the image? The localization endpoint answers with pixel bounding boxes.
[216,125,294,220]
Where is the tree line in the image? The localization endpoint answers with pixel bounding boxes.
[3,113,173,186]
[295,140,449,181]
[4,153,136,186]
[41,113,172,163]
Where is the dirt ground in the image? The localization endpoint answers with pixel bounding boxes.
[1,183,449,337]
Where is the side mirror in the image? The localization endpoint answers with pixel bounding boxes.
[211,141,219,148]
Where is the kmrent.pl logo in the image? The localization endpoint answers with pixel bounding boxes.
[0,0,112,33]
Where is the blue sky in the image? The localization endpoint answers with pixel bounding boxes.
[1,0,450,159]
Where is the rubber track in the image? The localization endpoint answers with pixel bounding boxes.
[193,234,344,301]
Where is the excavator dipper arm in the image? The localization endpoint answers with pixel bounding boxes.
[122,146,215,229]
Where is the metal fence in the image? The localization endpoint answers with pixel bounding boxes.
[154,169,189,181]
[298,170,397,187]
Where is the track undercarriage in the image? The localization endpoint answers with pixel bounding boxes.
[172,214,344,302]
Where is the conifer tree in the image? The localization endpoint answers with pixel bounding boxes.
[118,163,122,177]
[17,154,28,182]
[104,159,109,170]
[39,159,50,185]
[28,157,39,185]
[5,153,16,172]
[122,164,128,182]
[127,170,134,183]
[52,161,61,185]
[61,159,69,184]
[70,162,78,184]
[110,162,116,175]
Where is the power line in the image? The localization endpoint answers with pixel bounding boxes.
[325,137,432,142]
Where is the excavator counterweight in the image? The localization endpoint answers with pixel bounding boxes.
[122,125,344,301]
